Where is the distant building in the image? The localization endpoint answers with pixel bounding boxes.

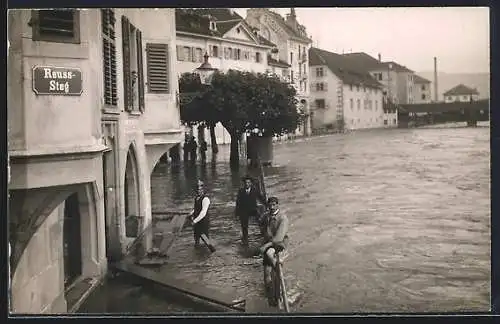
[308,47,386,131]
[176,8,276,145]
[413,75,432,104]
[341,52,416,106]
[246,8,313,136]
[443,84,480,103]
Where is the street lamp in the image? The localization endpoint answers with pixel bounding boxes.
[177,52,218,106]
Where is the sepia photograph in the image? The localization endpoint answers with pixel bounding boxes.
[7,6,490,315]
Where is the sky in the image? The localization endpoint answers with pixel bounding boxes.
[234,7,490,74]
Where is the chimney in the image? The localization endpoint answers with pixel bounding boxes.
[433,57,438,102]
[378,53,381,62]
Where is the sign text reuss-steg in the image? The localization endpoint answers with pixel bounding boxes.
[32,66,83,96]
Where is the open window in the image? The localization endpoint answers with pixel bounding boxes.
[122,16,145,113]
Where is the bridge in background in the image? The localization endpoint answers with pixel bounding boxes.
[398,99,490,128]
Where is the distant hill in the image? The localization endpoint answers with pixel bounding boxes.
[417,71,490,101]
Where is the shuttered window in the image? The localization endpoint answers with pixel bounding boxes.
[146,43,170,93]
[102,9,117,106]
[122,16,145,113]
[31,9,80,43]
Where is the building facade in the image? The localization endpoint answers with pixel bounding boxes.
[308,48,385,132]
[246,8,313,136]
[443,84,480,103]
[176,8,275,146]
[8,8,181,314]
[413,75,432,104]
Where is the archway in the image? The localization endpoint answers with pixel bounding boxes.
[124,144,141,241]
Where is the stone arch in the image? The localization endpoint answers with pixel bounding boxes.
[10,182,101,313]
[124,142,141,239]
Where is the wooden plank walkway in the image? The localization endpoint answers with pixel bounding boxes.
[112,260,246,312]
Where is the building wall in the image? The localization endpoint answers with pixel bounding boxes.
[414,82,432,104]
[444,93,480,103]
[8,8,180,314]
[370,69,399,104]
[396,71,415,104]
[309,65,385,131]
[343,84,384,130]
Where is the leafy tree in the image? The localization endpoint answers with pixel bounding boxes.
[179,70,303,169]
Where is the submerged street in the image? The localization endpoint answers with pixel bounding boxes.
[82,125,490,313]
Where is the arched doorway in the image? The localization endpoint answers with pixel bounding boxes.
[124,145,141,241]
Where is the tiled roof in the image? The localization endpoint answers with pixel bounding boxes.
[176,9,273,47]
[268,55,290,68]
[341,52,414,73]
[443,84,479,96]
[414,74,431,84]
[264,9,312,43]
[309,47,382,89]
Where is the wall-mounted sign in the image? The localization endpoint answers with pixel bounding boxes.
[32,66,83,96]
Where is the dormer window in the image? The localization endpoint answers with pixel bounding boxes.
[209,21,217,31]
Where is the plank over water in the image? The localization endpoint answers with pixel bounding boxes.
[113,261,246,312]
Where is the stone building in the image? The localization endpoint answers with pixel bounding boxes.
[245,8,313,136]
[8,8,181,313]
[175,8,276,146]
[308,47,385,132]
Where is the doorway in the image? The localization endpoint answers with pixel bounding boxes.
[63,193,82,289]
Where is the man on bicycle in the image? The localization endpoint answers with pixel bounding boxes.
[259,196,289,305]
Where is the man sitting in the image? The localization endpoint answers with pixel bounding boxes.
[259,196,289,306]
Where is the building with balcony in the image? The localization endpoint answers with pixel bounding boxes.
[246,8,313,136]
[443,84,480,103]
[413,75,432,104]
[308,47,385,132]
[175,8,276,146]
[8,8,181,314]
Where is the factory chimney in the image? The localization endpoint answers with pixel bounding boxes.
[433,57,438,102]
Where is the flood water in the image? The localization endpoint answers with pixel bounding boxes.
[82,124,490,313]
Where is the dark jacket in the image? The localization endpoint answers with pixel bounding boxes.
[235,187,265,217]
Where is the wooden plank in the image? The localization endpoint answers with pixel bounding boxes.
[158,213,190,256]
[113,261,246,310]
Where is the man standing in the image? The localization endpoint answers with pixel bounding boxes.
[190,180,211,248]
[259,196,289,306]
[235,176,266,246]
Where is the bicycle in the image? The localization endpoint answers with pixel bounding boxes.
[268,242,290,312]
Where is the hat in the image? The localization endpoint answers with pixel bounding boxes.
[267,196,279,204]
[242,175,253,181]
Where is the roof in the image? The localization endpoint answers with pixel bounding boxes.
[341,52,414,73]
[414,75,431,84]
[267,55,290,68]
[309,47,382,89]
[399,99,489,113]
[443,84,479,96]
[176,9,274,47]
[262,9,312,43]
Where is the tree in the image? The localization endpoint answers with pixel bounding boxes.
[179,70,303,169]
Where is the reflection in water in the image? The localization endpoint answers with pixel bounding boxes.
[84,126,490,313]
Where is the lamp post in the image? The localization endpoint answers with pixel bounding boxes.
[177,52,218,105]
[178,52,219,154]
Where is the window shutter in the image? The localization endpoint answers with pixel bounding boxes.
[310,82,315,92]
[176,45,183,61]
[146,43,169,93]
[122,16,132,111]
[191,47,196,62]
[324,82,328,91]
[136,30,145,112]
